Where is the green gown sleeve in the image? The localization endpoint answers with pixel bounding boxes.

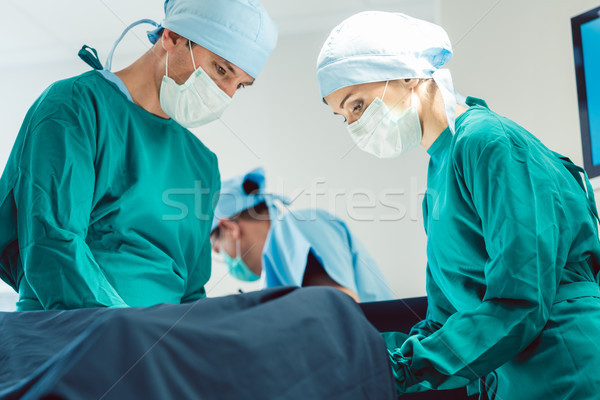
[15,88,128,310]
[181,238,211,303]
[389,134,567,392]
[408,266,454,338]
[384,267,454,394]
[181,161,220,304]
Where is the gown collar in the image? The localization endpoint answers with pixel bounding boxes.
[426,96,489,157]
[96,70,133,102]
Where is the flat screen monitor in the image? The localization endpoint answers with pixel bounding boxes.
[572,6,600,179]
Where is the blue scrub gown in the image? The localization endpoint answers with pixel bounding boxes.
[262,209,395,302]
[386,98,600,398]
[0,71,220,311]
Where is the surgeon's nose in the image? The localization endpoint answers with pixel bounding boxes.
[218,82,237,98]
[347,115,359,125]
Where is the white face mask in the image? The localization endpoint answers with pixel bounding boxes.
[159,41,232,129]
[347,82,422,159]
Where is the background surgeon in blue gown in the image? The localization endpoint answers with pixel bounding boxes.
[210,168,395,302]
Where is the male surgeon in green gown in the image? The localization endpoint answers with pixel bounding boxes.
[0,0,278,311]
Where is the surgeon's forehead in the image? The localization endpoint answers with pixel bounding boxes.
[332,81,387,97]
[323,85,358,106]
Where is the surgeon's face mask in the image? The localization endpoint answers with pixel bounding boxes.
[221,240,259,282]
[347,81,422,159]
[160,41,232,129]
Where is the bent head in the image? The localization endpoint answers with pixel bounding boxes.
[210,203,271,279]
[317,11,459,154]
[159,29,254,98]
[145,0,277,127]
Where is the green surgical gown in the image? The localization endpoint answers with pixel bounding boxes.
[0,71,220,311]
[386,98,600,398]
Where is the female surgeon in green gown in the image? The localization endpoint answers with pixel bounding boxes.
[0,0,278,311]
[316,11,600,399]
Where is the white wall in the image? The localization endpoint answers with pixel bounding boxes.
[440,0,599,168]
[2,0,598,310]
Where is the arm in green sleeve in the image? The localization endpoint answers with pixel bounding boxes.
[386,266,455,393]
[181,238,211,303]
[15,95,128,310]
[181,159,220,303]
[390,135,565,392]
[408,266,455,338]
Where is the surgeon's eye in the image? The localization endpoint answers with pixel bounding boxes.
[351,101,363,115]
[237,83,246,90]
[216,64,226,75]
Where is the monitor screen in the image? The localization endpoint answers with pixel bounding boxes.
[572,7,600,178]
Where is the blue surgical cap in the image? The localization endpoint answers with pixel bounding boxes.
[317,11,459,133]
[148,0,278,79]
[211,168,289,232]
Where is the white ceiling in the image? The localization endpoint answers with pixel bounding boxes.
[0,0,438,69]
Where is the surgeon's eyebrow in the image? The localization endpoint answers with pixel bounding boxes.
[340,92,353,109]
[218,56,237,75]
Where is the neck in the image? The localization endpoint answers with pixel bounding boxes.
[420,92,467,151]
[114,48,169,119]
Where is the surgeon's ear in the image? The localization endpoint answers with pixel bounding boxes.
[219,219,240,241]
[161,29,186,51]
